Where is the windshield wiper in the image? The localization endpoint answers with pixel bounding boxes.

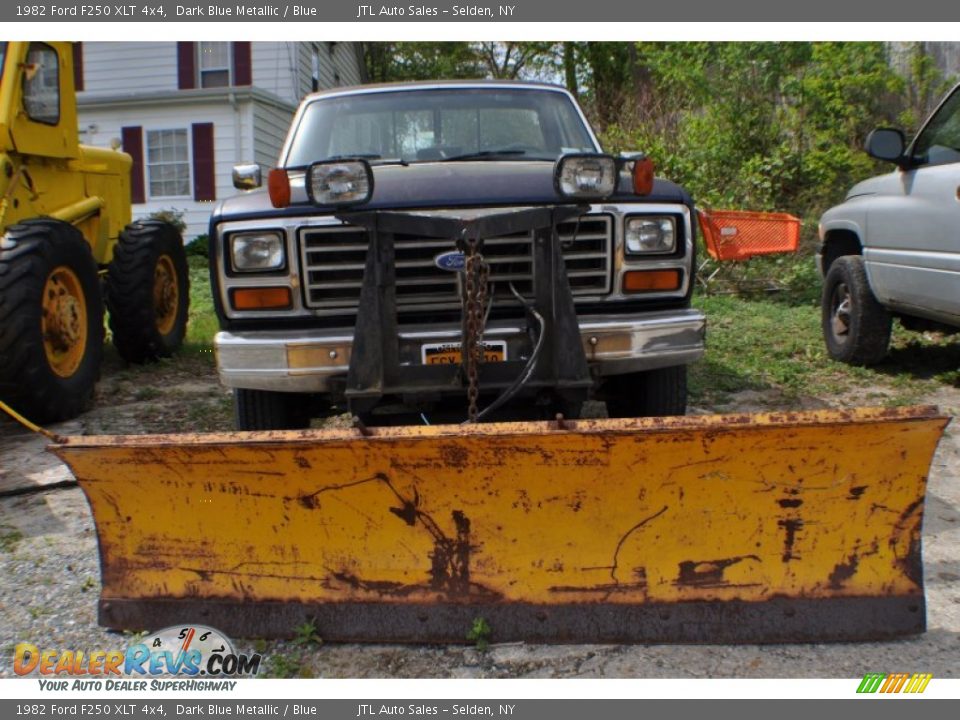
[440,149,540,162]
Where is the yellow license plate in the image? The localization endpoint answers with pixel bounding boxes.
[422,341,506,365]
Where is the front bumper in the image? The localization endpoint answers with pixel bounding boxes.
[215,309,706,393]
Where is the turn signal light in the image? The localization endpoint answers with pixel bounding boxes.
[632,156,654,195]
[268,168,291,208]
[231,287,292,311]
[622,269,682,293]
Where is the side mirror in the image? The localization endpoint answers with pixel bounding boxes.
[232,163,262,190]
[865,128,907,166]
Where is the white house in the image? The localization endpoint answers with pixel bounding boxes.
[74,42,366,240]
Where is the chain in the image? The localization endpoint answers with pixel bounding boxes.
[462,234,489,423]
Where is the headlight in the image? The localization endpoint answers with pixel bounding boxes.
[230,231,285,272]
[625,217,676,255]
[307,158,374,206]
[554,154,617,199]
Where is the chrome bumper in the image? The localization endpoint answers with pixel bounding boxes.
[215,309,706,393]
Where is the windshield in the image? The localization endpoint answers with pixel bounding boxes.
[284,87,598,166]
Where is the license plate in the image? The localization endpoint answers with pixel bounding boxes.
[421,341,507,365]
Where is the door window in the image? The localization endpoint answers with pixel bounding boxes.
[911,89,960,167]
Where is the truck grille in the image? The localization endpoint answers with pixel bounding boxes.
[299,214,612,310]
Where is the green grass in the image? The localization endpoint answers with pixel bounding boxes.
[0,525,24,553]
[690,251,959,409]
[178,251,958,412]
[185,255,218,351]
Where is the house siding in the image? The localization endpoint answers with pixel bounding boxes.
[79,102,246,239]
[253,102,295,168]
[75,41,366,240]
[80,42,178,96]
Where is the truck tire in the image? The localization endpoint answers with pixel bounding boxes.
[605,365,687,418]
[0,218,104,422]
[234,388,313,430]
[106,220,189,363]
[822,255,891,365]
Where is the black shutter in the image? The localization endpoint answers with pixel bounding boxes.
[192,123,216,201]
[177,42,196,90]
[72,43,84,92]
[121,126,145,204]
[233,42,252,86]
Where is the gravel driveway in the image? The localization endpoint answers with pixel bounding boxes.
[1,356,957,678]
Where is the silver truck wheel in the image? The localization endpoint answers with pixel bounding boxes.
[821,256,891,366]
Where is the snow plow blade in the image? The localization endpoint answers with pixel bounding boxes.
[52,405,948,644]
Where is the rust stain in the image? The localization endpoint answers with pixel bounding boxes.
[828,554,859,589]
[677,555,760,587]
[847,486,867,500]
[778,518,804,562]
[891,497,925,587]
[438,444,469,470]
[777,498,803,509]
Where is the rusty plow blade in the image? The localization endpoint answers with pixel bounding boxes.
[52,406,949,644]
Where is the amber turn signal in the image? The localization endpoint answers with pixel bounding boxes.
[231,287,293,311]
[268,168,291,208]
[632,156,654,196]
[622,269,682,293]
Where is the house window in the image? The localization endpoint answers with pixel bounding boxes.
[198,42,231,88]
[146,129,190,198]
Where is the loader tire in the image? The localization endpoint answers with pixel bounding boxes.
[234,388,313,430]
[822,255,891,366]
[605,365,687,418]
[0,218,104,422]
[106,221,189,363]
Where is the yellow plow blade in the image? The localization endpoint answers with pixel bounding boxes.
[52,406,949,643]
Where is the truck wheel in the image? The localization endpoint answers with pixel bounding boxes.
[822,255,891,365]
[234,389,313,430]
[106,221,190,363]
[605,365,687,418]
[0,219,104,422]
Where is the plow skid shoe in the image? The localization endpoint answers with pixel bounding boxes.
[52,406,948,644]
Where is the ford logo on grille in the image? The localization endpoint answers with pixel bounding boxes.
[434,250,466,272]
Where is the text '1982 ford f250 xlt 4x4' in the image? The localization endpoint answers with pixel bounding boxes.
[209,81,706,430]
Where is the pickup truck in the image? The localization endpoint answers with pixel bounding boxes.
[209,81,705,429]
[818,82,960,365]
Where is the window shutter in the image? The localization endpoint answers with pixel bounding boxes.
[232,42,252,86]
[72,43,84,92]
[121,126,145,204]
[192,123,216,201]
[177,42,196,90]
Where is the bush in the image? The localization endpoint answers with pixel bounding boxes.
[185,234,209,258]
[147,208,188,235]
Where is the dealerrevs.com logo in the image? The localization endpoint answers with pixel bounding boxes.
[14,625,261,690]
[857,673,933,695]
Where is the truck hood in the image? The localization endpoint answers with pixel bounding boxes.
[213,160,693,223]
[845,171,900,200]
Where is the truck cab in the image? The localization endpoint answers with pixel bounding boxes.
[209,81,705,428]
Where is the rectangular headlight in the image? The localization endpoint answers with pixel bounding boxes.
[230,231,285,272]
[307,159,374,206]
[555,154,617,199]
[625,216,676,255]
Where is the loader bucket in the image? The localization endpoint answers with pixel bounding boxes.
[52,406,948,644]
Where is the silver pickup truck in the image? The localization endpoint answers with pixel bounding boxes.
[209,81,705,429]
[818,82,960,365]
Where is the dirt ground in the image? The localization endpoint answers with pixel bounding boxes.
[0,350,958,678]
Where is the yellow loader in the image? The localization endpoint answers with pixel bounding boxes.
[3,64,950,644]
[0,41,189,422]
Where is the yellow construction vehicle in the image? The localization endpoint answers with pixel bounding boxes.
[0,41,189,422]
[5,75,951,645]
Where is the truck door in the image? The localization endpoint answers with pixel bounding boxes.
[865,87,960,323]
